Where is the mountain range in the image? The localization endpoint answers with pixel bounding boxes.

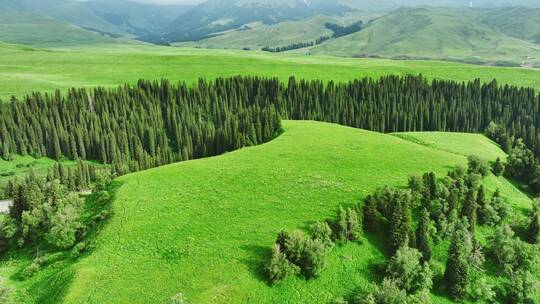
[1,0,540,66]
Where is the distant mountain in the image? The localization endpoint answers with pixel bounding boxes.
[310,7,540,67]
[0,0,192,38]
[150,0,353,43]
[341,0,540,11]
[0,11,114,47]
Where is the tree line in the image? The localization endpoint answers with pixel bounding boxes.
[267,156,539,303]
[325,20,363,38]
[2,75,540,180]
[0,78,281,176]
[261,36,330,53]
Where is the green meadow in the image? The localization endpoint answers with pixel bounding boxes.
[1,42,540,100]
[10,120,523,304]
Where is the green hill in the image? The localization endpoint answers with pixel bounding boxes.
[0,12,114,47]
[174,15,337,50]
[310,7,540,67]
[6,120,529,303]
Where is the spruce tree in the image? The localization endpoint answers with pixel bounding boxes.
[416,208,433,263]
[527,212,540,244]
[461,188,477,232]
[363,195,378,232]
[444,221,471,300]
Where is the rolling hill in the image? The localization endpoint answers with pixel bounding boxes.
[0,12,115,47]
[0,0,192,38]
[7,120,532,303]
[310,7,540,67]
[152,0,353,43]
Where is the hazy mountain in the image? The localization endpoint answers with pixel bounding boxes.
[341,0,540,11]
[0,11,115,47]
[151,0,353,43]
[310,7,540,67]
[0,0,192,37]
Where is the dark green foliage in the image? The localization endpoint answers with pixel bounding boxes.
[461,188,477,232]
[0,77,281,176]
[262,36,330,52]
[467,155,489,176]
[362,195,379,232]
[527,201,540,244]
[325,21,363,38]
[492,157,505,176]
[388,191,413,253]
[505,139,537,181]
[444,220,472,300]
[335,206,362,243]
[273,229,329,281]
[266,244,299,284]
[415,209,432,263]
[422,172,437,200]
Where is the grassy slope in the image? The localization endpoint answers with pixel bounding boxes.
[311,7,540,67]
[0,156,76,191]
[0,12,114,48]
[50,121,532,304]
[175,15,336,50]
[0,43,539,100]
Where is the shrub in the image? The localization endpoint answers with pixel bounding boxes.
[266,244,299,284]
[310,221,334,250]
[467,155,489,177]
[469,277,496,303]
[300,238,327,279]
[386,245,433,294]
[22,262,40,279]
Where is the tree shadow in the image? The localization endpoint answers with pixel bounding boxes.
[239,244,272,284]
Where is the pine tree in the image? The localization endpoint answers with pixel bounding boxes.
[461,188,477,232]
[389,191,413,253]
[416,208,433,263]
[363,195,378,232]
[444,221,472,300]
[527,212,540,244]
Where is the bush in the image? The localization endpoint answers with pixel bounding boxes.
[300,238,327,279]
[386,245,433,293]
[467,155,489,177]
[469,277,496,303]
[22,262,40,279]
[310,221,334,250]
[71,242,87,258]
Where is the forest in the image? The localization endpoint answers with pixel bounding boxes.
[2,75,540,178]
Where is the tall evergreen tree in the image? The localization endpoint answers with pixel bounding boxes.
[415,208,433,263]
[444,220,472,300]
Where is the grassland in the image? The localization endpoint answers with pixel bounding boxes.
[6,120,524,304]
[1,42,540,100]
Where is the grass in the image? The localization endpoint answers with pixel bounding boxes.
[1,42,540,100]
[8,120,524,304]
[0,155,76,191]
